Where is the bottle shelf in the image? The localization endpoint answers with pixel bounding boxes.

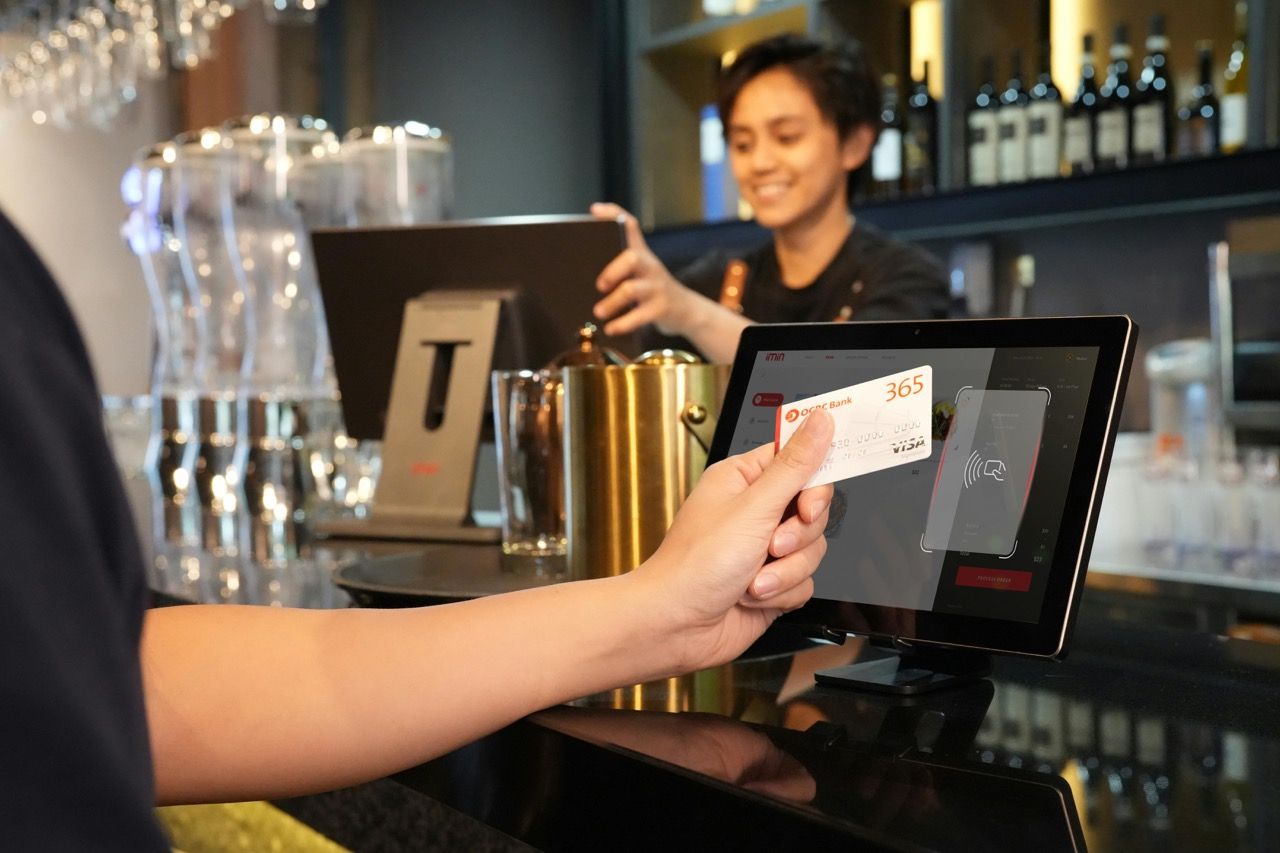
[648,147,1280,260]
[858,146,1280,241]
[626,0,1278,231]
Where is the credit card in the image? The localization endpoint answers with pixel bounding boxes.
[775,366,933,489]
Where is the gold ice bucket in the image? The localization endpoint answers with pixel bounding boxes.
[562,351,730,579]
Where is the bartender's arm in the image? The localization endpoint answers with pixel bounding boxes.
[591,202,749,365]
[142,410,833,805]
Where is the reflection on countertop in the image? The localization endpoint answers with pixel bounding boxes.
[149,542,356,609]
[399,620,1279,852]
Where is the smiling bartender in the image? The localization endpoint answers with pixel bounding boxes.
[0,207,833,847]
[592,34,948,365]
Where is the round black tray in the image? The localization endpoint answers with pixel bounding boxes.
[333,544,567,607]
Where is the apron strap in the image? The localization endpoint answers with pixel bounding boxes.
[717,259,748,313]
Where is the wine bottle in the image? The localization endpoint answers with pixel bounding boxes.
[1219,731,1252,847]
[1099,708,1139,844]
[1221,1,1248,153]
[1134,716,1174,838]
[1132,14,1173,165]
[903,60,938,195]
[967,57,1000,187]
[997,50,1030,183]
[1026,41,1063,179]
[1096,23,1135,170]
[1176,43,1220,158]
[870,73,903,198]
[1063,34,1100,176]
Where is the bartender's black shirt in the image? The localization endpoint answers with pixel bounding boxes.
[642,223,950,356]
[0,211,167,848]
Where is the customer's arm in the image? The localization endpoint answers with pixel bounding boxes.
[142,410,834,805]
[591,202,750,364]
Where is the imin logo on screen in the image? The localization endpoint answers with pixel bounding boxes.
[765,352,786,362]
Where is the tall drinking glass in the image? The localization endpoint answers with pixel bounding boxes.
[223,114,349,559]
[492,369,565,559]
[342,122,453,226]
[123,142,208,577]
[172,129,253,563]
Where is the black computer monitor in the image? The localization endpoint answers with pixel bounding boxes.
[311,215,629,441]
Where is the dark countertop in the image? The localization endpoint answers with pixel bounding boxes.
[285,610,1278,850]
[154,545,1280,851]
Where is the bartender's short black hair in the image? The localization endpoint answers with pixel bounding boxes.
[717,34,881,142]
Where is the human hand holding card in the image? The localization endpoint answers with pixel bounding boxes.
[775,366,933,490]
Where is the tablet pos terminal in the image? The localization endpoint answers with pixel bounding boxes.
[707,316,1137,693]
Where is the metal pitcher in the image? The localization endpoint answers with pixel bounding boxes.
[562,350,730,579]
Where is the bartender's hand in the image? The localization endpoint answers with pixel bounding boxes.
[634,409,834,673]
[590,202,699,337]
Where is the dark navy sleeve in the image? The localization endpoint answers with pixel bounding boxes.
[0,211,168,849]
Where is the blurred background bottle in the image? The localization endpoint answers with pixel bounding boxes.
[870,73,903,199]
[1176,43,1220,158]
[967,57,999,187]
[1026,41,1062,180]
[1064,34,1100,176]
[997,50,1029,184]
[903,60,937,195]
[1132,14,1173,166]
[1096,24,1134,171]
[1221,1,1249,154]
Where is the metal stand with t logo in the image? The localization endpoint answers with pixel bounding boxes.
[318,290,504,542]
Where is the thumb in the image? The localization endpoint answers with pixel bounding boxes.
[743,409,833,517]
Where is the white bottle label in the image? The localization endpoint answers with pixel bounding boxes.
[1099,708,1131,756]
[871,127,902,182]
[1222,93,1247,148]
[967,111,999,186]
[1066,700,1094,749]
[1026,100,1063,178]
[1097,108,1128,163]
[1222,731,1248,781]
[1132,102,1165,158]
[1135,717,1166,766]
[1032,692,1064,760]
[1063,115,1091,169]
[997,105,1029,183]
[700,113,725,165]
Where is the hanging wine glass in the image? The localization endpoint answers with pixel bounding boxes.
[74,0,120,128]
[261,0,327,26]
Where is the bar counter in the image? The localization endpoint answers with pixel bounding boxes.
[156,546,1280,852]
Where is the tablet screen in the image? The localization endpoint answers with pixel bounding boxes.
[725,345,1099,625]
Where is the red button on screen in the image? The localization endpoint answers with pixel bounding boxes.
[955,566,1033,592]
[753,392,784,407]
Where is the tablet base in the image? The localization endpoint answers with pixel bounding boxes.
[814,646,991,695]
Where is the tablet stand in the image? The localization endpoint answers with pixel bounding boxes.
[317,290,504,542]
[804,677,994,756]
[814,642,991,696]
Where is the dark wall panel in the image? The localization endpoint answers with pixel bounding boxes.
[374,0,605,219]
